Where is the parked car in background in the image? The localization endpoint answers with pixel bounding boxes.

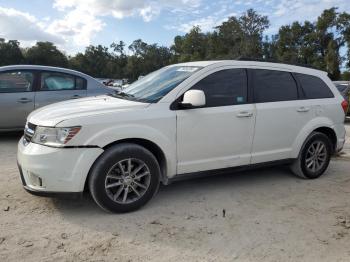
[334,81,350,115]
[0,65,112,131]
[18,61,347,213]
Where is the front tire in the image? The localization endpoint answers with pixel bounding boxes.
[88,143,161,213]
[290,132,332,179]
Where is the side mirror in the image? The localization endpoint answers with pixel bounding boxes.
[179,90,206,109]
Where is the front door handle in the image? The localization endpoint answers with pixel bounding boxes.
[70,95,81,99]
[297,107,310,112]
[17,98,32,103]
[236,111,253,118]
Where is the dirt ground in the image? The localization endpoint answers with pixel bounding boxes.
[0,125,349,262]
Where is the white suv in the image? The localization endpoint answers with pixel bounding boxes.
[17,61,348,213]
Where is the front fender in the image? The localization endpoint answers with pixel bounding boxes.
[85,124,177,178]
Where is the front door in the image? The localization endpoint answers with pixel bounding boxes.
[34,71,87,109]
[176,68,256,174]
[0,70,35,130]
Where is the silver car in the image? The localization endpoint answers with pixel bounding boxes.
[0,65,112,131]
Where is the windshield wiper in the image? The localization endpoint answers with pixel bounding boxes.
[109,91,135,100]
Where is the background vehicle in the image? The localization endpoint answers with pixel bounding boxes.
[17,61,347,213]
[0,65,112,131]
[334,81,350,115]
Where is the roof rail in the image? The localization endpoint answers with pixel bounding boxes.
[236,57,323,71]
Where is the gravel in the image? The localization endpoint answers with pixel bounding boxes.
[0,126,349,262]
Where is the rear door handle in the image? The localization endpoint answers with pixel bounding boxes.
[236,111,253,118]
[17,98,32,103]
[297,107,310,112]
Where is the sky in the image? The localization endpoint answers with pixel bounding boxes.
[0,0,349,55]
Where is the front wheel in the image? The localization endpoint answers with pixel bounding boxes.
[88,143,161,213]
[290,132,332,179]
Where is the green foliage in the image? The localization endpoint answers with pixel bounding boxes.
[340,71,350,80]
[0,39,24,66]
[25,42,68,67]
[1,8,350,80]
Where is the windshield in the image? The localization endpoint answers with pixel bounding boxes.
[110,65,202,103]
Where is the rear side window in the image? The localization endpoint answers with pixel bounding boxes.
[191,69,247,107]
[0,71,34,93]
[296,73,334,99]
[252,69,298,103]
[40,72,86,91]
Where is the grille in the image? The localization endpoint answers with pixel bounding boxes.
[24,122,36,143]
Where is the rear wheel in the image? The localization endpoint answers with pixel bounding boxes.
[290,132,332,179]
[89,143,161,213]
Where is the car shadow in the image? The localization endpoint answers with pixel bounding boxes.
[51,164,298,219]
[0,131,23,141]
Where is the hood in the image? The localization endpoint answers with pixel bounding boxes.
[28,95,149,126]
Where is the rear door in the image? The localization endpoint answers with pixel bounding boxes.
[34,71,87,108]
[250,69,314,163]
[0,70,35,129]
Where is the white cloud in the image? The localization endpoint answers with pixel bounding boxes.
[167,0,350,35]
[53,0,201,21]
[171,16,226,32]
[2,0,350,54]
[0,7,63,44]
[47,0,203,50]
[268,0,350,34]
[47,9,105,47]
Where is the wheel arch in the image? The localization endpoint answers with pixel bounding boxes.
[84,138,169,192]
[292,119,338,158]
[313,126,337,154]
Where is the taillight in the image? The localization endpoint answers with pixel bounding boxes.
[341,100,349,114]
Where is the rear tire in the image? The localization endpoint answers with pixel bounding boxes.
[88,143,161,213]
[290,132,332,179]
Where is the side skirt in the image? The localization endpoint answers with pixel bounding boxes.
[167,159,295,184]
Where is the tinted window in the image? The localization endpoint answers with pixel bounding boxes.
[40,72,86,91]
[253,69,298,103]
[296,73,334,99]
[191,69,247,107]
[335,84,347,93]
[0,71,33,93]
[76,77,86,90]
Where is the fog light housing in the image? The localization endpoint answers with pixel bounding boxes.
[28,172,43,187]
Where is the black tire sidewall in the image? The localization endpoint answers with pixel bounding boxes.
[89,143,160,213]
[300,133,332,179]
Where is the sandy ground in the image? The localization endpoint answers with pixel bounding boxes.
[0,125,350,262]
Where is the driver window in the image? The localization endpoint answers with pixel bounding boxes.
[190,69,247,107]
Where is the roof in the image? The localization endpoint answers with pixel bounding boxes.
[0,65,94,79]
[171,60,327,76]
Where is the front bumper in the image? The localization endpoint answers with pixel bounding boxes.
[17,136,103,194]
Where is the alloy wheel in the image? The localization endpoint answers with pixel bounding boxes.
[104,158,151,204]
[305,141,327,173]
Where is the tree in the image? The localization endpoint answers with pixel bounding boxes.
[238,9,269,58]
[1,8,350,80]
[274,21,319,65]
[314,8,350,79]
[0,39,24,66]
[171,26,208,62]
[69,45,114,78]
[24,42,68,67]
[127,40,172,81]
[214,16,243,58]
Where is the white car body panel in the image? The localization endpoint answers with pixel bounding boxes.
[177,104,256,173]
[17,60,346,193]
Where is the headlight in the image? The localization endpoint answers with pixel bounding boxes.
[31,126,81,147]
